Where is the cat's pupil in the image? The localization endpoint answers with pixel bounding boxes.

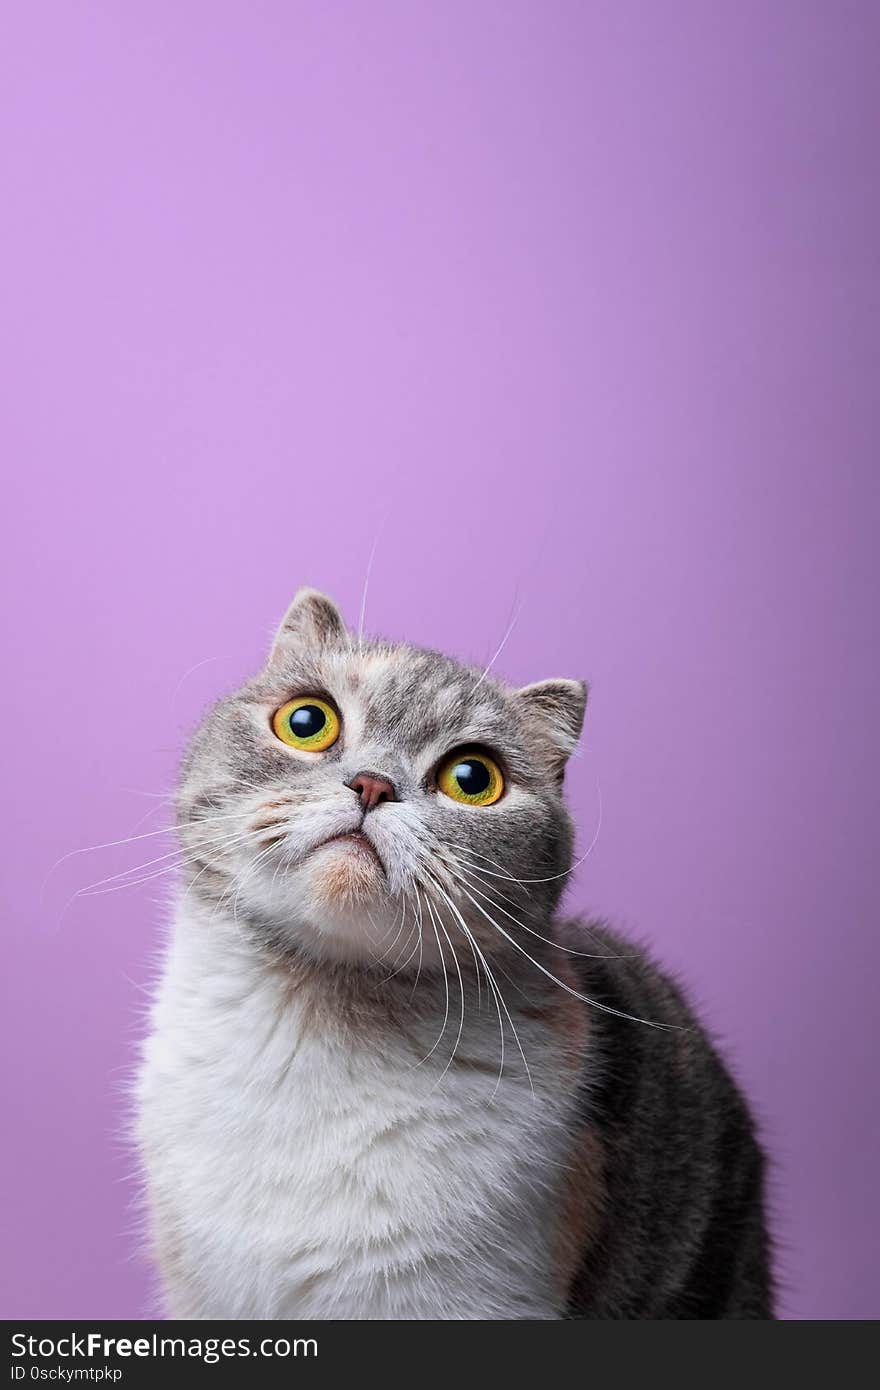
[290,704,326,738]
[454,759,491,796]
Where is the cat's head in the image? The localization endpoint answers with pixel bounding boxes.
[177,589,587,972]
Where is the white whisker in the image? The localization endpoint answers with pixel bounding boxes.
[73,825,248,898]
[381,898,423,981]
[409,891,426,1002]
[446,785,603,887]
[471,595,523,691]
[42,809,247,900]
[450,876,673,1031]
[425,896,466,1089]
[374,897,409,966]
[170,655,224,723]
[357,510,388,652]
[410,892,451,1070]
[426,872,532,1099]
[447,856,632,960]
[55,829,255,928]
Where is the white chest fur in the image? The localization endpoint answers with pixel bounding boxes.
[136,908,576,1320]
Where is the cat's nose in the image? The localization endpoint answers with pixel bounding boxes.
[347,771,397,810]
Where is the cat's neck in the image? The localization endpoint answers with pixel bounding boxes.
[161,894,584,1084]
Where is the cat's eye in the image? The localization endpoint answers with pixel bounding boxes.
[272,696,340,752]
[437,750,504,807]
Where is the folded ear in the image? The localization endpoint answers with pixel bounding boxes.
[270,588,348,661]
[513,678,588,776]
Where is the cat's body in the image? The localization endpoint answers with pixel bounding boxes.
[562,923,771,1317]
[137,590,773,1319]
[138,900,580,1320]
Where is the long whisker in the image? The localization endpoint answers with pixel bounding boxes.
[73,824,249,898]
[231,842,278,926]
[377,897,417,973]
[373,897,409,966]
[426,872,531,1098]
[463,933,509,1101]
[409,890,425,1002]
[381,898,424,981]
[113,796,175,841]
[120,787,176,801]
[42,809,246,899]
[449,877,675,1031]
[357,510,388,652]
[208,839,265,925]
[446,787,603,886]
[471,593,522,692]
[269,836,292,898]
[410,891,451,1069]
[181,836,251,910]
[427,861,486,1002]
[448,835,624,959]
[446,856,633,960]
[425,895,466,1088]
[74,836,253,901]
[96,832,252,905]
[203,838,279,938]
[170,655,224,723]
[55,829,255,927]
[442,855,530,916]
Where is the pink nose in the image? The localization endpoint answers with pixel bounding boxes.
[348,772,397,810]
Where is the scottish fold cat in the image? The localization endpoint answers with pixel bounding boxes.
[137,589,772,1319]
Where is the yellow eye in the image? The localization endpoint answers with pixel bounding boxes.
[438,750,504,807]
[272,697,340,752]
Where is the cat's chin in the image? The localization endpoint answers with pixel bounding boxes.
[278,842,425,969]
[307,834,386,907]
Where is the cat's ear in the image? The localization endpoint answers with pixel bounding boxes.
[513,678,588,776]
[269,588,348,661]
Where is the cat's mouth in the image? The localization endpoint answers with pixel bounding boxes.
[314,830,385,874]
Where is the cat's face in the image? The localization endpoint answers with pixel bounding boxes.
[177,589,586,973]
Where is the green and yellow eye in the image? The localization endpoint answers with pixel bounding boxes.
[437,750,504,807]
[272,696,340,751]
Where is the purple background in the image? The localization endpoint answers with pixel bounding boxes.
[2,2,878,1321]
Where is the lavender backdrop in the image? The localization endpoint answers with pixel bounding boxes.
[2,2,878,1321]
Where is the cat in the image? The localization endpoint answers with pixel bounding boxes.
[136,588,773,1319]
